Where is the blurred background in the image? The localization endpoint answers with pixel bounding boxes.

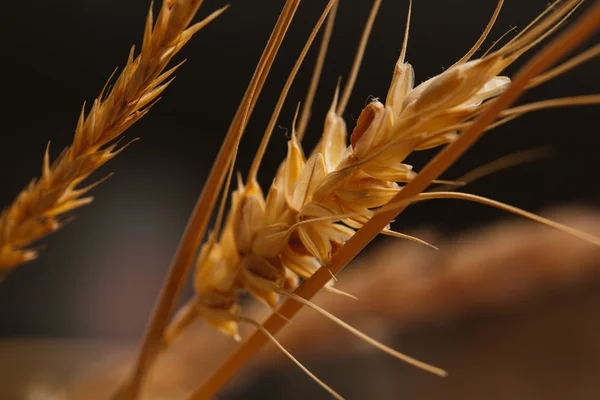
[1,0,599,399]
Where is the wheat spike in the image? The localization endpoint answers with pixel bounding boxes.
[0,0,225,272]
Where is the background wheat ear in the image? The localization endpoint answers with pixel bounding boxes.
[0,0,226,272]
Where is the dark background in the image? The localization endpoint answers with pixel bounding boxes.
[0,0,598,340]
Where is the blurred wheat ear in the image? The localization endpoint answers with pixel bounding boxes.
[0,0,226,272]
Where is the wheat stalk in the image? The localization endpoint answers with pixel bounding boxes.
[0,0,225,272]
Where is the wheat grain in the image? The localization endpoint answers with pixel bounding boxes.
[0,0,225,272]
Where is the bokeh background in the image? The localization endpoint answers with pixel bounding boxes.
[1,0,599,399]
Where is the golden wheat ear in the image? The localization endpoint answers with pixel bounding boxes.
[192,2,600,397]
[0,0,226,272]
[236,316,345,400]
[275,288,447,377]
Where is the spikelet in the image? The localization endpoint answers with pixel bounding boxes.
[0,0,226,271]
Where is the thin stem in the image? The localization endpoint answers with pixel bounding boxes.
[189,2,600,398]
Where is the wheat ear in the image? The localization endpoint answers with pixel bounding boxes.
[0,0,225,272]
[191,1,600,398]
